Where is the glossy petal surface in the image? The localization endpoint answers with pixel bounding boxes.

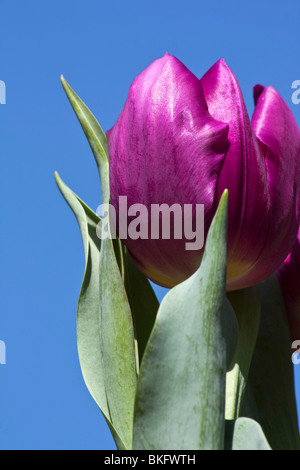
[108,54,300,290]
[108,53,229,286]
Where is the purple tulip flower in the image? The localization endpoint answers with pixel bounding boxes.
[107,54,300,291]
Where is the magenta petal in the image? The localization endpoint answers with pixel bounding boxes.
[108,54,300,291]
[201,59,271,289]
[108,54,229,286]
[277,229,300,341]
[250,85,300,283]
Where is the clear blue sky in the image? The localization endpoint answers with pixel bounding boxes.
[0,0,299,450]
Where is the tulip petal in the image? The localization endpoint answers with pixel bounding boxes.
[201,60,300,290]
[108,53,229,286]
[108,55,300,291]
[200,59,271,289]
[251,85,300,280]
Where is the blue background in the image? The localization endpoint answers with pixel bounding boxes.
[0,0,299,450]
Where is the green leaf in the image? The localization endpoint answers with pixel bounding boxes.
[225,287,260,419]
[124,249,159,365]
[99,234,137,450]
[60,76,109,204]
[54,172,125,450]
[133,191,238,450]
[226,418,271,450]
[241,275,300,450]
[61,79,138,449]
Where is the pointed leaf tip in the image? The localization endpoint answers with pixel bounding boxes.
[214,189,229,220]
[54,171,64,189]
[216,188,228,223]
[220,188,229,206]
[205,188,228,255]
[133,187,231,450]
[60,75,67,89]
[59,76,110,203]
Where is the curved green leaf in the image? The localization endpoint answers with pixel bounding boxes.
[124,249,159,365]
[133,191,238,450]
[99,234,137,450]
[54,172,125,450]
[61,79,138,449]
[227,417,271,450]
[60,75,109,204]
[226,287,260,419]
[241,275,300,450]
